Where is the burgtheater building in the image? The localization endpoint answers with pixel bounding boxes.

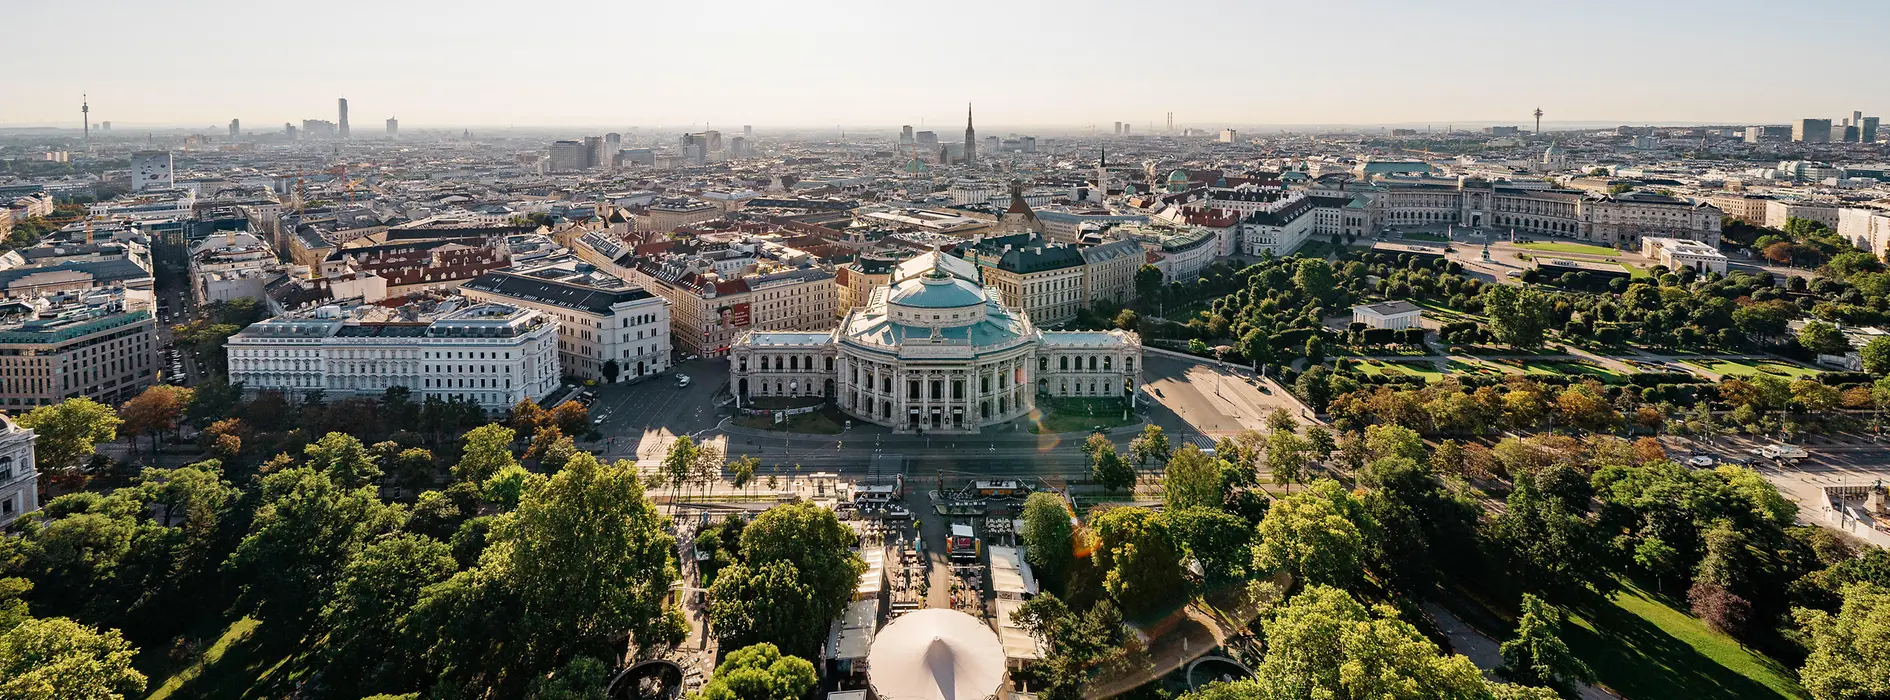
[729,252,1141,433]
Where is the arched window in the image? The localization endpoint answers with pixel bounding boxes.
[1060,357,1069,371]
[1103,357,1112,371]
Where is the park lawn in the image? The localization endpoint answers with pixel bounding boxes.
[733,405,848,434]
[1336,346,1434,357]
[1400,231,1451,242]
[1029,397,1139,434]
[1682,358,1822,380]
[1410,298,1485,322]
[1622,262,1653,279]
[1442,358,1507,378]
[1517,240,1621,256]
[1521,360,1631,384]
[1356,360,1445,383]
[142,616,311,700]
[1562,583,1808,700]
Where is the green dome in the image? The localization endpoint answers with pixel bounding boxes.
[888,273,984,309]
[1167,169,1190,183]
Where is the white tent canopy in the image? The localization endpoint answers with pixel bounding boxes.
[867,609,1007,700]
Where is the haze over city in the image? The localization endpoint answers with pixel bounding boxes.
[8,0,1889,130]
[6,3,1890,700]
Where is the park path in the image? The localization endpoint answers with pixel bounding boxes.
[1423,602,1620,700]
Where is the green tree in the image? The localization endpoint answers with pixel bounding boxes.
[18,397,121,477]
[1091,507,1187,617]
[303,431,384,489]
[390,447,436,496]
[1163,445,1224,511]
[1127,424,1171,467]
[452,424,518,483]
[1020,493,1075,585]
[601,359,621,384]
[526,656,614,700]
[1364,424,1426,463]
[1862,336,1890,376]
[1484,285,1554,350]
[224,467,405,627]
[482,464,547,511]
[507,453,678,659]
[0,616,146,699]
[1799,320,1852,355]
[1498,594,1594,697]
[709,503,863,657]
[1795,583,1890,700]
[1134,264,1164,303]
[1293,258,1337,303]
[1253,481,1364,588]
[730,454,759,500]
[1086,433,1135,493]
[1164,506,1253,588]
[696,642,818,700]
[1266,430,1313,490]
[1246,585,1507,700]
[316,533,457,693]
[1011,594,1132,700]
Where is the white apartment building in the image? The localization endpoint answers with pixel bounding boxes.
[226,300,560,412]
[1642,237,1729,274]
[1239,196,1318,256]
[189,232,283,305]
[1838,207,1890,258]
[0,414,38,528]
[1766,200,1843,230]
[459,270,671,382]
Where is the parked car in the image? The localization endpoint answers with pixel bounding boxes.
[1686,455,1715,468]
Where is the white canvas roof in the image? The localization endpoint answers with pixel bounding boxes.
[867,609,1006,700]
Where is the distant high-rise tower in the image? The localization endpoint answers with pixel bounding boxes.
[743,125,753,138]
[229,119,240,138]
[964,103,976,166]
[1113,121,1122,135]
[900,125,914,144]
[1166,112,1173,132]
[338,98,350,138]
[1534,107,1543,137]
[101,121,110,132]
[81,94,89,145]
[386,117,399,139]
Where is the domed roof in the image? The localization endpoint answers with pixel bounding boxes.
[1166,169,1190,183]
[888,271,985,309]
[1544,143,1565,156]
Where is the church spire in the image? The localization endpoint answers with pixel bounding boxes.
[963,102,976,166]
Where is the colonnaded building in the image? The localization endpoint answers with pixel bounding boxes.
[729,252,1141,433]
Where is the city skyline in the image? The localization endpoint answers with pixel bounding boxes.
[8,0,1888,130]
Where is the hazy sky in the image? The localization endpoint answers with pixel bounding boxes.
[8,0,1887,130]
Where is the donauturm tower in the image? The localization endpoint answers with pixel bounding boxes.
[964,103,976,166]
[82,94,89,145]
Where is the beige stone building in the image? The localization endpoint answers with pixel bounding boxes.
[1709,193,1772,225]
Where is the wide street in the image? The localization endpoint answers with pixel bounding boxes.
[585,351,1306,484]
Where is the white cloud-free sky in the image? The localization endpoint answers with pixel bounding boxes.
[8,0,1886,129]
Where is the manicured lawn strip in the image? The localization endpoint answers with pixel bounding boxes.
[1561,584,1808,700]
[1516,240,1623,256]
[1029,397,1139,434]
[1399,232,1451,242]
[1354,360,1445,383]
[1443,358,1507,377]
[1622,262,1652,279]
[1410,298,1485,322]
[1682,358,1822,380]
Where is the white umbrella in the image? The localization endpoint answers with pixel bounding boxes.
[867,609,1007,700]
